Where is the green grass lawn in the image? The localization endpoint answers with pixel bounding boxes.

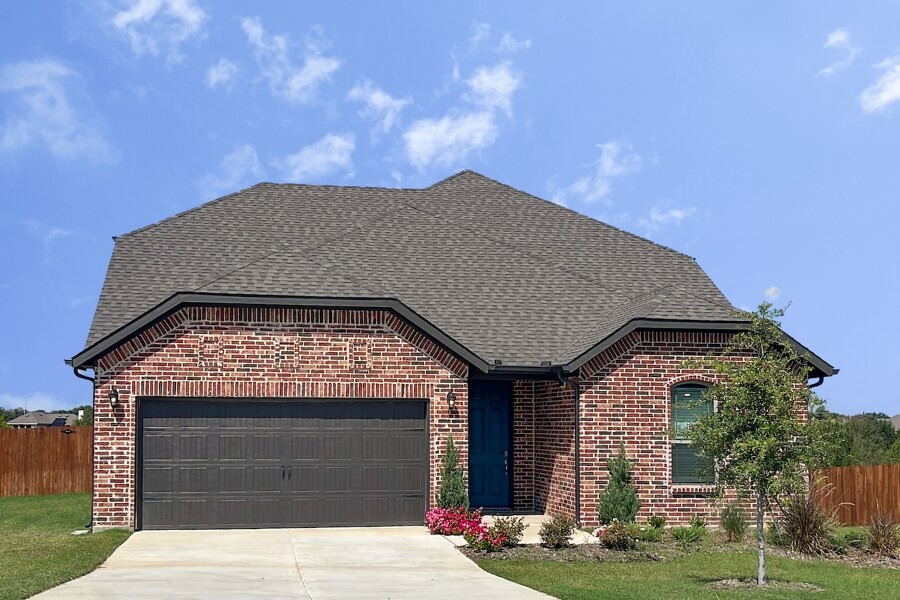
[477,550,900,600]
[0,493,131,600]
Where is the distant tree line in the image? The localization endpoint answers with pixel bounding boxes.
[0,405,93,428]
[811,410,900,467]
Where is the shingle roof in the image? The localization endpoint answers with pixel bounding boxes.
[8,411,77,426]
[85,170,744,367]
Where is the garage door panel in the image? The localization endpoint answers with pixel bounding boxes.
[143,467,173,493]
[290,466,320,492]
[219,435,247,460]
[290,435,320,460]
[140,399,427,529]
[178,435,208,460]
[252,434,281,460]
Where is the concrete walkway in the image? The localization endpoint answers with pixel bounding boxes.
[35,527,550,599]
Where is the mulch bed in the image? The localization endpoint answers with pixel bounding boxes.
[460,543,667,563]
[708,579,824,592]
[461,541,899,569]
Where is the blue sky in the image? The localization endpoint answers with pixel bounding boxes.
[1,2,898,415]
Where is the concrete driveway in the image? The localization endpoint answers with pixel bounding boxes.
[35,527,550,599]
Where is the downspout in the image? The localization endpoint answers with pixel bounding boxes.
[68,362,95,529]
[556,368,581,526]
[807,376,824,389]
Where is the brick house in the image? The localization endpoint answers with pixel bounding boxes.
[68,171,836,530]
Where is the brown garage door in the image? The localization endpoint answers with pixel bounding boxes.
[138,399,428,530]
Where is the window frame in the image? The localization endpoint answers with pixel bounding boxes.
[670,382,715,486]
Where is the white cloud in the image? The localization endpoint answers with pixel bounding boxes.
[637,204,697,233]
[205,58,238,88]
[0,392,67,411]
[110,0,206,63]
[196,144,262,199]
[241,17,341,104]
[69,296,94,308]
[470,22,491,49]
[465,62,522,116]
[403,112,498,170]
[347,81,411,135]
[763,286,781,300]
[860,55,900,113]
[817,27,860,78]
[551,141,642,205]
[497,32,532,53]
[0,60,115,163]
[273,133,355,182]
[402,59,524,170]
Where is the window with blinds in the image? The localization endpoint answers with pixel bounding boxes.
[671,384,714,484]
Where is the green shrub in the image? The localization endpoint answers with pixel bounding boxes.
[829,528,867,554]
[777,493,835,555]
[689,515,708,533]
[597,521,639,550]
[437,436,468,509]
[640,525,663,542]
[491,516,526,547]
[671,525,704,552]
[868,514,899,557]
[648,515,666,530]
[539,514,575,548]
[720,503,747,543]
[597,445,641,524]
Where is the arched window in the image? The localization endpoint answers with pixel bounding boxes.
[671,383,714,484]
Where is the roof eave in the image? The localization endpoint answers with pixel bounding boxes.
[69,292,492,374]
[562,318,838,378]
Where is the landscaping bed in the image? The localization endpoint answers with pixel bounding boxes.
[0,493,131,600]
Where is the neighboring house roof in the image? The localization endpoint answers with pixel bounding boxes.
[73,170,836,376]
[8,411,76,427]
[892,415,900,431]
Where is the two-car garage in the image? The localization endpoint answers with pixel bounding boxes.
[137,399,428,530]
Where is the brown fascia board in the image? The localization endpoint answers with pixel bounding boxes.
[68,293,492,373]
[562,318,838,379]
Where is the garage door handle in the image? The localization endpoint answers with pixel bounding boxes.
[288,466,292,480]
[281,465,285,479]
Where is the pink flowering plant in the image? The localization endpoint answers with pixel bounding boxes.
[425,507,483,536]
[462,519,506,552]
[424,507,505,551]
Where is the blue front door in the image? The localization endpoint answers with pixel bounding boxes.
[469,381,512,508]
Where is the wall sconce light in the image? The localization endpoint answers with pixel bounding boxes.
[447,391,456,411]
[108,388,119,407]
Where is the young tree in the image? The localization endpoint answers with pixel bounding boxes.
[684,303,827,586]
[437,435,468,509]
[597,445,641,524]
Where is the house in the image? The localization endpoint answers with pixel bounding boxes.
[7,411,77,429]
[68,171,836,530]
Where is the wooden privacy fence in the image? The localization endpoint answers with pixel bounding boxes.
[813,464,900,526]
[0,426,92,497]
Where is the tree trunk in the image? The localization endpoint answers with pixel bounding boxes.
[757,491,766,586]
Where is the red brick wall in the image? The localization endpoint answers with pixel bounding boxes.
[92,306,467,529]
[579,330,744,526]
[512,380,535,510]
[534,380,576,517]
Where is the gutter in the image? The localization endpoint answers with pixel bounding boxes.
[65,360,95,529]
[556,368,582,526]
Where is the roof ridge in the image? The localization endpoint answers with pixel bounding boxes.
[116,182,268,240]
[114,177,439,242]
[191,205,409,294]
[560,287,671,358]
[439,170,695,261]
[645,284,735,317]
[400,199,632,304]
